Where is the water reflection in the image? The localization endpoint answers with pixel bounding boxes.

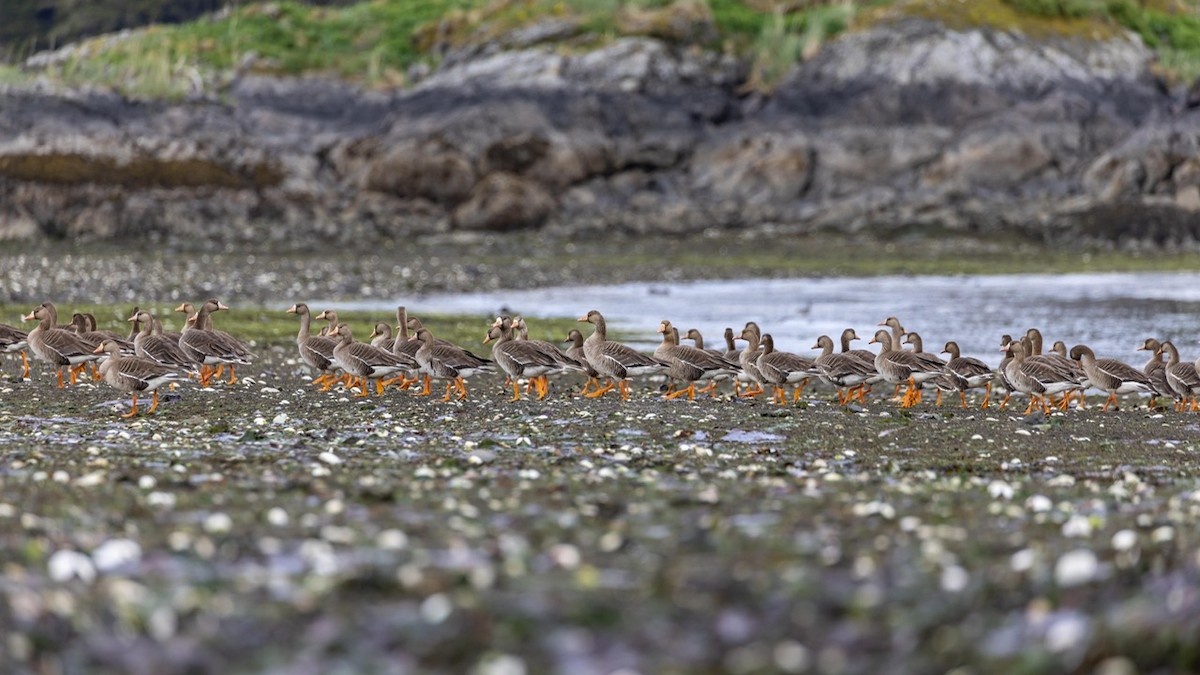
[324,273,1200,366]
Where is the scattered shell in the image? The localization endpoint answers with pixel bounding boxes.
[48,550,96,584]
[1055,549,1099,587]
[91,539,142,573]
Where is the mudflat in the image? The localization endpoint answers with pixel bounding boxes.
[0,348,1197,673]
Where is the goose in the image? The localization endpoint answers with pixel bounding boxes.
[563,328,601,394]
[0,322,30,379]
[995,335,1017,409]
[722,327,741,362]
[878,317,911,399]
[577,310,669,401]
[175,300,255,385]
[736,322,767,398]
[654,319,739,400]
[812,334,878,404]
[129,311,195,372]
[1159,341,1200,412]
[756,333,817,404]
[1136,338,1172,409]
[369,322,395,351]
[867,330,943,408]
[486,317,580,401]
[839,328,878,366]
[386,306,425,391]
[940,341,994,408]
[511,316,580,398]
[286,303,341,389]
[94,339,184,417]
[684,328,725,358]
[22,302,101,388]
[1068,345,1152,412]
[67,312,132,380]
[329,323,415,397]
[406,321,494,401]
[900,331,946,405]
[177,299,251,387]
[1002,340,1079,415]
[1026,329,1085,408]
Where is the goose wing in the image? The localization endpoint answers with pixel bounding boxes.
[1095,358,1151,386]
[113,357,181,391]
[41,328,98,362]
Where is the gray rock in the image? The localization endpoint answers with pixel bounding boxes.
[452,173,555,231]
[1,17,1194,247]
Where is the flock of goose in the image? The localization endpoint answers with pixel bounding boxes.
[1,299,1196,417]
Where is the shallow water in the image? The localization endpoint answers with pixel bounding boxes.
[324,272,1200,366]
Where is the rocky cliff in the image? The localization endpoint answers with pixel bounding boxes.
[2,18,1197,248]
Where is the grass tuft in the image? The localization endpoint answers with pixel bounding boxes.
[5,0,1200,97]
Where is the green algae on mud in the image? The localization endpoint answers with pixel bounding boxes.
[5,234,1200,308]
[1,350,1199,674]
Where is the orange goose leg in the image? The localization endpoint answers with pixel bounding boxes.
[618,379,631,401]
[55,368,65,389]
[901,378,919,408]
[665,383,693,400]
[227,366,238,385]
[979,382,991,409]
[695,381,718,396]
[20,351,30,379]
[1022,396,1039,415]
[1065,391,1075,407]
[792,381,809,402]
[935,390,943,407]
[586,379,616,398]
[510,378,522,401]
[1102,393,1117,412]
[146,390,160,414]
[739,384,764,398]
[122,395,139,418]
[456,377,468,400]
[959,391,968,408]
[413,375,432,396]
[442,382,456,401]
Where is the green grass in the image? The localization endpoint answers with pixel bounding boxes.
[13,0,873,97]
[8,0,1200,98]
